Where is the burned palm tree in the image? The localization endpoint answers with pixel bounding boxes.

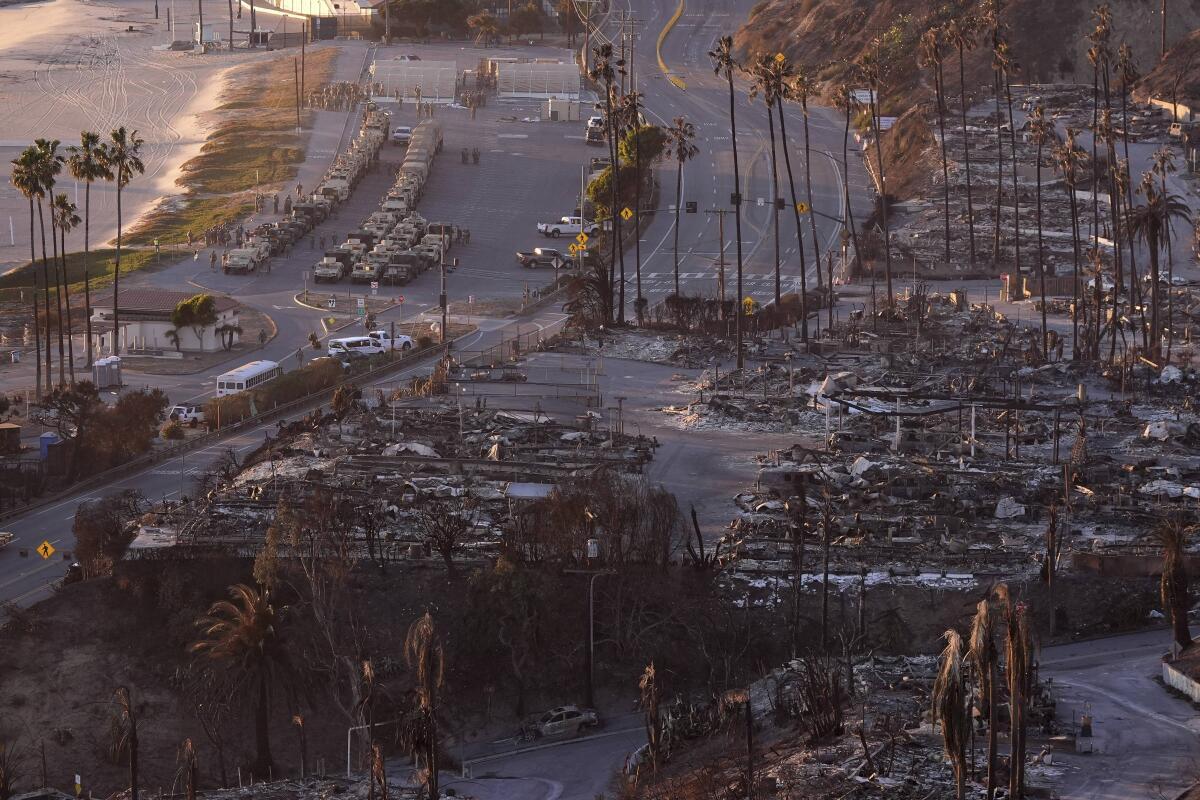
[748,54,784,306]
[1154,515,1194,652]
[789,60,823,290]
[639,662,664,768]
[918,27,952,266]
[945,15,978,267]
[1127,177,1191,361]
[968,598,999,800]
[856,50,893,305]
[1116,43,1141,315]
[1053,129,1087,360]
[933,630,970,800]
[1152,145,1179,357]
[1028,105,1054,358]
[995,584,1031,800]
[404,611,445,800]
[777,57,813,340]
[836,83,863,286]
[588,44,621,324]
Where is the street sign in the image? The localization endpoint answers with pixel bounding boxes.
[356,307,366,317]
[576,232,589,245]
[775,52,786,63]
[370,281,379,289]
[568,243,580,254]
[620,207,633,221]
[397,295,405,303]
[37,540,55,559]
[685,201,697,213]
[326,298,337,309]
[756,197,765,207]
[371,287,378,296]
[796,201,811,214]
[356,297,366,308]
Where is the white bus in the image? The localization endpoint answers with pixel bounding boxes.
[216,360,283,397]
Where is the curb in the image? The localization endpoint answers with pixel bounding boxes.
[656,0,686,91]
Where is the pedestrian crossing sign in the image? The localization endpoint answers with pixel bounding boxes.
[796,201,810,214]
[620,207,633,221]
[576,232,589,245]
[37,540,55,559]
[568,244,580,254]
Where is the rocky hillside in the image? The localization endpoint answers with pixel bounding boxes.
[736,0,1200,111]
[1135,26,1200,111]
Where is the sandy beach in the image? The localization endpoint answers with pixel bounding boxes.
[0,0,306,269]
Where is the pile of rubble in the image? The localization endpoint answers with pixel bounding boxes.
[131,401,652,559]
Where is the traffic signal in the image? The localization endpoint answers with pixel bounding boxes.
[775,198,785,210]
[685,201,697,213]
[730,192,742,206]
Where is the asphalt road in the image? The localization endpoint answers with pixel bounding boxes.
[1042,628,1200,799]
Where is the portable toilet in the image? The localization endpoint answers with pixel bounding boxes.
[110,356,122,387]
[92,357,110,388]
[39,431,60,460]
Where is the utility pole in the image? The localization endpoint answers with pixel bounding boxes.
[439,252,449,344]
[301,22,306,102]
[707,208,728,319]
[197,0,203,46]
[383,0,389,44]
[294,58,301,130]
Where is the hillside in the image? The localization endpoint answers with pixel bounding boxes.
[736,0,1200,112]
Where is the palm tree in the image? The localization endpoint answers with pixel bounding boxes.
[1116,44,1141,315]
[403,611,444,800]
[1098,110,1125,362]
[1128,178,1190,361]
[33,138,63,390]
[918,27,952,266]
[639,662,664,768]
[945,16,977,267]
[1053,129,1086,360]
[988,25,1007,266]
[114,687,140,800]
[1029,105,1054,358]
[663,116,697,298]
[67,132,112,369]
[588,44,621,325]
[619,90,646,322]
[968,598,999,800]
[53,193,81,385]
[857,50,893,305]
[9,147,43,400]
[933,630,970,800]
[102,127,145,356]
[996,585,1030,800]
[1154,515,1194,652]
[709,35,745,369]
[191,583,289,776]
[748,54,783,306]
[777,57,813,340]
[792,64,823,290]
[836,84,863,289]
[998,37,1023,278]
[1152,145,1179,357]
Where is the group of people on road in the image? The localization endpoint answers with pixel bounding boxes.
[460,147,480,164]
[201,222,240,247]
[462,90,487,119]
[454,227,472,244]
[308,81,368,111]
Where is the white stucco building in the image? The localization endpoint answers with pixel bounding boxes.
[91,289,241,355]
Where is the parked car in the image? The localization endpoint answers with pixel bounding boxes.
[587,115,604,129]
[368,330,414,350]
[518,705,599,741]
[585,126,605,146]
[168,405,206,425]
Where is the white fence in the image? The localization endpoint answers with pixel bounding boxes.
[497,62,580,99]
[371,60,459,103]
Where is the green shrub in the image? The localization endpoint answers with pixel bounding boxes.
[160,420,185,440]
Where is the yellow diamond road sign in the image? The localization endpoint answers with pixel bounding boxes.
[575,232,589,245]
[568,244,579,254]
[775,53,786,63]
[796,201,810,214]
[620,207,634,221]
[37,540,55,559]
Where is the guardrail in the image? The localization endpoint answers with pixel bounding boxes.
[0,342,446,524]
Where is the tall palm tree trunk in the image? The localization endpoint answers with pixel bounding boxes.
[1068,189,1081,360]
[1149,229,1161,360]
[985,665,998,799]
[673,160,682,297]
[767,102,781,306]
[870,90,893,303]
[842,94,861,285]
[777,95,809,341]
[84,181,94,367]
[633,97,643,324]
[800,93,822,287]
[1005,73,1021,279]
[36,200,53,392]
[60,223,75,384]
[113,171,123,355]
[27,195,41,400]
[255,670,273,775]
[727,68,745,369]
[1036,142,1047,358]
[958,43,976,267]
[50,213,65,386]
[936,60,952,266]
[991,70,1004,265]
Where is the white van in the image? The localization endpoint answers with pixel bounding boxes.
[328,336,385,358]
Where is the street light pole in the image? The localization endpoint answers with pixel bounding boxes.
[564,567,614,708]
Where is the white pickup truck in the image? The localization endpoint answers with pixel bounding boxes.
[537,216,602,238]
[0,532,13,551]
